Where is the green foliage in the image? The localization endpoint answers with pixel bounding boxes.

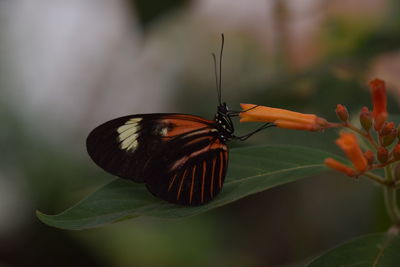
[37,145,339,230]
[308,231,400,266]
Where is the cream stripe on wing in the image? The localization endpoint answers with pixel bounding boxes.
[117,118,142,151]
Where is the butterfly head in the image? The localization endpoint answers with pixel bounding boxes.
[217,102,229,114]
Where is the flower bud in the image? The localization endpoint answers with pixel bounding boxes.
[380,122,395,136]
[377,147,389,163]
[359,106,372,131]
[335,104,349,122]
[392,144,400,160]
[381,129,397,147]
[363,150,374,165]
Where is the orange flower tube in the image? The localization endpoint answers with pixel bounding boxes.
[335,132,367,172]
[240,104,328,131]
[274,120,320,131]
[324,158,356,177]
[370,79,388,130]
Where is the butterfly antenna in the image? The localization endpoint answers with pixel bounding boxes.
[212,53,221,106]
[218,33,224,103]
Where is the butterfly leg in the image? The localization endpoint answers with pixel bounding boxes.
[234,123,275,141]
[227,105,260,117]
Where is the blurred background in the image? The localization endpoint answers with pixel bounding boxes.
[1,0,400,266]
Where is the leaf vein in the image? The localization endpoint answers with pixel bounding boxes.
[226,164,325,185]
[372,234,393,267]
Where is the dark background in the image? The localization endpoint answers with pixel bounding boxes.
[1,0,400,266]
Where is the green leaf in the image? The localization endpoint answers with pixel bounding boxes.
[307,231,400,267]
[37,145,338,230]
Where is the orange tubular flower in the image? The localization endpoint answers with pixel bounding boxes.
[324,158,356,177]
[240,104,328,131]
[370,79,388,130]
[335,132,368,172]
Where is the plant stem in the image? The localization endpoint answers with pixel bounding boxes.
[383,164,400,225]
[396,182,400,190]
[362,172,387,185]
[344,123,379,149]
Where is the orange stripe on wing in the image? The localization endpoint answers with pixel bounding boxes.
[168,173,177,192]
[161,115,213,138]
[177,168,188,200]
[218,152,224,189]
[166,114,214,124]
[201,160,206,203]
[170,139,226,171]
[189,165,196,204]
[210,157,216,198]
[184,135,213,147]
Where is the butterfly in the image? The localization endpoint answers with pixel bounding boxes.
[86,35,273,206]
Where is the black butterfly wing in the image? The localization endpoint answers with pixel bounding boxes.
[87,113,229,205]
[87,114,154,182]
[145,128,229,206]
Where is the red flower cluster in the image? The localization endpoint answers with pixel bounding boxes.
[239,78,400,226]
[324,79,398,177]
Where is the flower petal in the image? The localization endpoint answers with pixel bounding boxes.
[240,104,327,131]
[335,132,367,172]
[324,158,356,177]
[274,120,321,131]
[240,104,317,123]
[370,78,388,130]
